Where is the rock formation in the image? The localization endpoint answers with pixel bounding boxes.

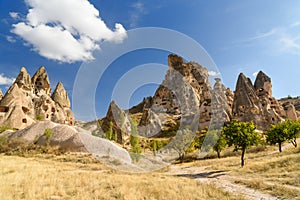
[100,54,295,139]
[0,66,74,129]
[100,101,131,144]
[7,121,132,164]
[279,96,300,119]
[232,71,285,130]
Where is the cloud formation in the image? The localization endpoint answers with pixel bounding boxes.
[0,74,15,85]
[252,71,259,77]
[11,0,127,63]
[208,71,220,76]
[9,12,19,19]
[130,1,147,28]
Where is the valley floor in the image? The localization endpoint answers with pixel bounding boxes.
[0,140,299,200]
[170,139,300,200]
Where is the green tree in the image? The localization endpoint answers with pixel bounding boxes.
[44,128,53,146]
[171,128,194,162]
[104,121,114,140]
[130,119,141,162]
[205,130,227,158]
[222,120,261,167]
[287,120,300,147]
[267,119,300,152]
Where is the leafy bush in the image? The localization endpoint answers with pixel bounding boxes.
[44,128,53,146]
[36,114,44,121]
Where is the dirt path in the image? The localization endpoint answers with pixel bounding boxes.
[166,140,300,200]
[168,165,278,200]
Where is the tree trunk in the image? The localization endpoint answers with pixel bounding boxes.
[291,138,297,147]
[279,142,282,152]
[179,153,185,163]
[217,151,221,159]
[241,147,245,167]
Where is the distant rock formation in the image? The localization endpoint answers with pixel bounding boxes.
[232,71,285,130]
[0,66,74,130]
[101,54,296,138]
[100,101,132,144]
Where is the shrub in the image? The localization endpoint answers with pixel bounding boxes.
[44,128,53,146]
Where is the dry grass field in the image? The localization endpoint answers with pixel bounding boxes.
[0,139,299,200]
[189,144,300,199]
[0,153,240,200]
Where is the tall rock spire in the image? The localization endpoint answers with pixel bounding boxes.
[51,82,71,108]
[32,66,51,95]
[254,71,272,97]
[14,67,32,91]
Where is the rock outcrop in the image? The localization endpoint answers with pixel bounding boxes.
[7,121,132,164]
[232,71,285,129]
[99,54,295,139]
[279,96,300,119]
[0,66,74,129]
[100,101,131,144]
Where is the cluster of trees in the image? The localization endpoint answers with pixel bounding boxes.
[101,116,300,166]
[206,119,300,167]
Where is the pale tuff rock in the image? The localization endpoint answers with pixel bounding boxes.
[233,72,285,130]
[32,66,51,95]
[282,102,298,120]
[14,67,32,91]
[51,82,71,108]
[0,89,2,101]
[0,83,35,130]
[8,121,132,163]
[100,101,132,144]
[0,66,74,129]
[279,96,300,119]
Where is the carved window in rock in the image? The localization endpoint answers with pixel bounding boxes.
[0,106,9,113]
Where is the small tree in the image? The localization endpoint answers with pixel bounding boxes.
[104,121,114,140]
[267,119,300,152]
[171,128,194,162]
[203,130,226,158]
[130,119,141,162]
[44,128,53,146]
[287,120,300,147]
[223,120,261,167]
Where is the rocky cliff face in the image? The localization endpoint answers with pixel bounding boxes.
[279,97,300,120]
[100,101,131,144]
[232,71,286,129]
[100,54,296,141]
[0,66,74,129]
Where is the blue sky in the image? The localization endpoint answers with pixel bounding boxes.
[1,0,300,119]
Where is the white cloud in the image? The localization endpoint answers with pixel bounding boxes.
[9,12,19,19]
[252,71,259,77]
[130,1,147,28]
[11,0,127,63]
[290,21,300,28]
[279,36,300,55]
[6,36,16,43]
[0,74,15,85]
[249,28,279,41]
[208,71,220,76]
